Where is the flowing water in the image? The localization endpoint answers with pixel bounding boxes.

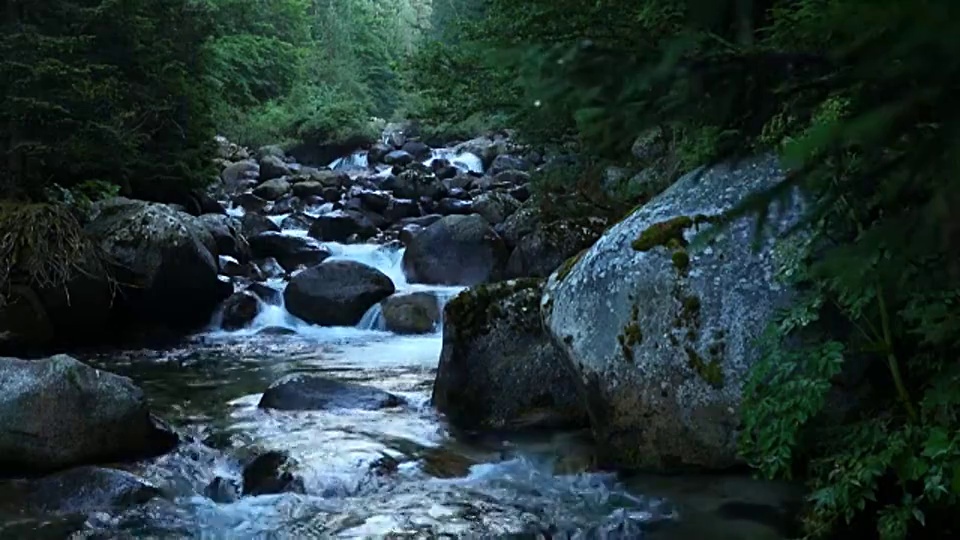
[0,148,801,538]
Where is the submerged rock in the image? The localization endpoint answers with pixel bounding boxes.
[432,279,588,431]
[259,374,405,411]
[542,155,803,471]
[380,292,441,334]
[283,260,395,326]
[0,355,178,474]
[241,451,305,496]
[401,214,509,286]
[0,467,161,516]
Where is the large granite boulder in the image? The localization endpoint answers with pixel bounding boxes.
[401,214,508,286]
[433,279,588,431]
[541,155,803,471]
[85,198,231,328]
[0,355,177,474]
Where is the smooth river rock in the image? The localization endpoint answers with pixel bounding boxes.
[0,355,178,474]
[283,261,395,326]
[259,374,405,411]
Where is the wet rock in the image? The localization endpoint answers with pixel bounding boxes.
[389,169,442,200]
[542,155,803,470]
[279,212,315,231]
[283,260,395,326]
[270,194,302,215]
[420,447,476,479]
[368,142,392,164]
[447,187,470,200]
[86,198,230,328]
[0,355,178,473]
[494,170,531,186]
[247,232,331,272]
[221,160,260,191]
[259,155,292,181]
[359,191,391,213]
[453,136,512,168]
[437,198,473,215]
[383,121,419,148]
[259,374,405,411]
[505,218,604,279]
[252,177,291,201]
[255,144,285,161]
[204,476,240,503]
[488,154,531,176]
[432,279,587,431]
[497,203,541,249]
[0,467,162,516]
[199,214,249,262]
[240,212,281,237]
[218,255,250,278]
[246,282,283,305]
[254,257,285,279]
[241,451,305,496]
[307,210,378,243]
[402,214,509,286]
[291,180,325,198]
[233,192,270,213]
[383,150,414,167]
[384,198,421,222]
[220,291,260,331]
[380,292,441,334]
[473,191,521,225]
[401,140,431,161]
[399,224,421,246]
[399,214,443,228]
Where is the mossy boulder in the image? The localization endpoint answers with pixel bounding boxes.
[401,214,509,286]
[85,198,231,330]
[542,155,803,471]
[432,279,588,431]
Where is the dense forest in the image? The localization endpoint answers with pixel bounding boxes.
[2,0,959,538]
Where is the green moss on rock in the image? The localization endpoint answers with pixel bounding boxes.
[444,278,543,343]
[684,346,724,389]
[556,248,588,282]
[630,213,715,252]
[671,249,690,272]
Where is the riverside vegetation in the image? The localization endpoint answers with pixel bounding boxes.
[1,0,959,538]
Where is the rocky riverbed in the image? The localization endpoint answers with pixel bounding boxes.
[0,123,804,538]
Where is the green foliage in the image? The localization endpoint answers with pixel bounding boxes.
[0,0,217,200]
[421,0,960,537]
[209,0,430,149]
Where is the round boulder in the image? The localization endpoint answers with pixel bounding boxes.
[402,214,508,286]
[247,232,331,272]
[259,373,405,411]
[381,292,441,334]
[283,260,395,326]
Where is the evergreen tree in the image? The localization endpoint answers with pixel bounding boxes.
[0,0,216,201]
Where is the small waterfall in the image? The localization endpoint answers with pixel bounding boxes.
[426,149,484,174]
[329,151,369,171]
[357,303,387,331]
